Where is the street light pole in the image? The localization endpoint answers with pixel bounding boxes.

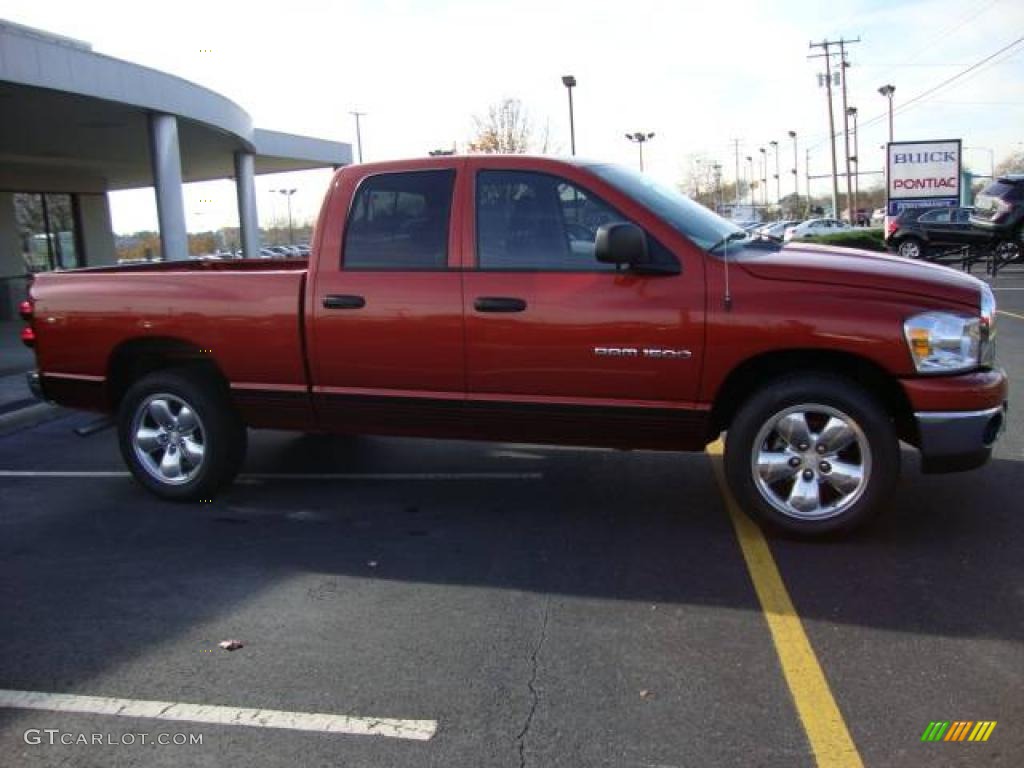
[746,155,754,208]
[349,111,366,163]
[878,85,895,143]
[272,188,297,245]
[769,140,780,206]
[624,132,655,172]
[561,75,577,155]
[788,131,798,206]
[759,147,767,206]
[847,106,859,222]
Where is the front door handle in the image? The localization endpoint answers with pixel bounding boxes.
[474,296,527,313]
[323,294,366,310]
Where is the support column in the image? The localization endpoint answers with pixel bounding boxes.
[234,151,260,258]
[148,113,188,261]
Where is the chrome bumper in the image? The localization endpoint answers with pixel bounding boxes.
[916,404,1007,473]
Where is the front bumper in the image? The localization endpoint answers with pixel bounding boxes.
[916,403,1007,473]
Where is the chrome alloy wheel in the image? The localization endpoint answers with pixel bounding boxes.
[130,394,207,485]
[898,240,921,259]
[750,404,872,521]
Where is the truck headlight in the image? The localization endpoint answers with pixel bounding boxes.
[904,311,982,374]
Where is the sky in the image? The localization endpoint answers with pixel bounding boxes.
[4,0,1023,233]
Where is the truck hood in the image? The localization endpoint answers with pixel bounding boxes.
[738,242,982,309]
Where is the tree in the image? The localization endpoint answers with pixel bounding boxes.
[995,151,1024,176]
[468,98,541,154]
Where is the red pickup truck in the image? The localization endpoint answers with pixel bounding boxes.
[21,156,1007,535]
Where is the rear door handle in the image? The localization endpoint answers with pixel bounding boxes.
[474,297,527,313]
[323,294,366,310]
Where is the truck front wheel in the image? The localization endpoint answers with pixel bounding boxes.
[724,375,899,536]
[117,368,246,501]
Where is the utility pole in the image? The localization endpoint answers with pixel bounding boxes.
[349,111,366,163]
[809,37,859,220]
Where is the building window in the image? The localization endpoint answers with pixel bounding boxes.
[14,193,84,271]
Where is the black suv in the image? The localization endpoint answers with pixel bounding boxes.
[971,175,1024,252]
[885,206,989,259]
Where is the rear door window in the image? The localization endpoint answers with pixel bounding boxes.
[343,170,455,269]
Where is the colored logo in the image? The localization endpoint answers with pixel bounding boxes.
[921,721,996,742]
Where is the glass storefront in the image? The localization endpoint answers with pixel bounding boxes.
[14,193,84,272]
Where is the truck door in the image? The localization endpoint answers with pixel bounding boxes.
[308,163,467,437]
[461,162,707,449]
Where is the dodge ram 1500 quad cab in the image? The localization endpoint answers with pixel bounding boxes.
[21,156,1007,536]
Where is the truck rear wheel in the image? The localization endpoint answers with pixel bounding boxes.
[117,368,246,501]
[724,374,899,536]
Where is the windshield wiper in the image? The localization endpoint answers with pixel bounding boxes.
[708,230,748,253]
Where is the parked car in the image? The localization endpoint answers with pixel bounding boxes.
[870,208,886,226]
[970,174,1024,253]
[21,155,1006,537]
[885,206,990,259]
[784,218,851,241]
[754,220,801,241]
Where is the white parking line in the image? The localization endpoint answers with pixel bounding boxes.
[0,689,436,741]
[0,470,542,480]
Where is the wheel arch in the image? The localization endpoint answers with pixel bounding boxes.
[709,348,916,443]
[107,337,231,410]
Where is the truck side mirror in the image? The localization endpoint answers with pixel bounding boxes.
[595,222,649,268]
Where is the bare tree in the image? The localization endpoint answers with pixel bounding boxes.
[468,98,537,154]
[995,151,1024,176]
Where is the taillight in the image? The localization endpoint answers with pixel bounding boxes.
[886,218,899,237]
[21,326,36,348]
[19,300,34,321]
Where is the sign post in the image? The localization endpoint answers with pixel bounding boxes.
[886,139,962,217]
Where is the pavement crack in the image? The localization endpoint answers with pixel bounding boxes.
[515,599,550,768]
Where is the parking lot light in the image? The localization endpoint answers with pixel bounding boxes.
[878,85,895,143]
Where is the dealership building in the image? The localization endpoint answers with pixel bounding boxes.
[0,19,352,320]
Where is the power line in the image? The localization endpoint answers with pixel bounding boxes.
[857,35,1024,133]
[804,35,1024,153]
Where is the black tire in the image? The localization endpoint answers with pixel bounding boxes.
[117,368,246,501]
[724,374,899,537]
[896,236,924,259]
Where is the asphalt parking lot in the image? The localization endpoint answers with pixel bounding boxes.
[0,275,1021,768]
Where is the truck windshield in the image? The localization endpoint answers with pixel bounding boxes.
[586,163,744,251]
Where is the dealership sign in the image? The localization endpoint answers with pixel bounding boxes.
[886,139,961,216]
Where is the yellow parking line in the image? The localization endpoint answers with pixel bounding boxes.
[706,439,863,768]
[996,309,1024,321]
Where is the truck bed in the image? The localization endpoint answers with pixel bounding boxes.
[30,259,310,423]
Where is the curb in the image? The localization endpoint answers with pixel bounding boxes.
[0,402,68,435]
